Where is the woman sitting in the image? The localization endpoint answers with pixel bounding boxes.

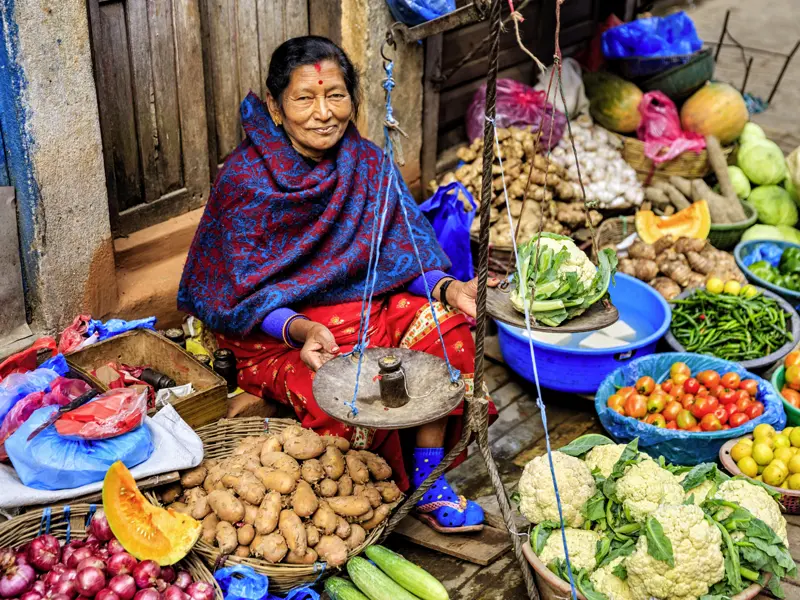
[179,36,495,532]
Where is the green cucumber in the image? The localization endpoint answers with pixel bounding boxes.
[324,576,369,600]
[364,546,449,600]
[346,556,422,600]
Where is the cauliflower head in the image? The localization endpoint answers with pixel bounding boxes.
[616,459,684,523]
[538,528,601,572]
[519,451,596,526]
[626,504,725,600]
[713,479,788,544]
[585,444,629,477]
[678,473,715,506]
[590,557,634,600]
[536,235,596,287]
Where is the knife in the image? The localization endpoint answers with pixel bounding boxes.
[27,389,100,441]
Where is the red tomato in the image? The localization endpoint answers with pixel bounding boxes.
[735,395,753,413]
[676,410,697,430]
[729,412,749,428]
[636,376,656,395]
[681,394,696,410]
[617,386,635,400]
[661,380,674,394]
[786,365,800,391]
[689,425,702,432]
[645,413,667,428]
[607,394,625,413]
[624,394,648,419]
[700,413,723,432]
[673,372,690,386]
[721,372,741,389]
[670,362,691,379]
[696,386,709,398]
[739,379,758,396]
[691,396,714,419]
[662,400,682,422]
[713,406,728,425]
[719,388,738,405]
[745,402,764,419]
[782,387,800,408]
[666,421,678,430]
[722,424,731,430]
[784,350,800,368]
[697,370,721,388]
[683,378,700,395]
[724,402,739,418]
[647,394,667,414]
[709,385,723,398]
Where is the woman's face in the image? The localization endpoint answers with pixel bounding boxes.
[267,59,353,160]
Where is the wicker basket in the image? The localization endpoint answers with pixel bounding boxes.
[707,200,758,250]
[0,504,222,600]
[191,417,393,593]
[594,215,637,257]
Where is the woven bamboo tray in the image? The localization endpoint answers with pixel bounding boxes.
[190,417,394,593]
[0,504,222,600]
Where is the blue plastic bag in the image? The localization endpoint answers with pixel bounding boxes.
[741,242,784,268]
[385,0,455,27]
[87,317,156,342]
[5,405,154,490]
[420,182,476,282]
[602,12,702,59]
[214,566,319,600]
[595,353,786,465]
[0,355,68,424]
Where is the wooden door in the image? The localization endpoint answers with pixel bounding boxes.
[88,0,210,236]
[200,0,308,172]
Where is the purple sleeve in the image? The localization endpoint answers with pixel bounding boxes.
[260,307,297,340]
[408,270,451,297]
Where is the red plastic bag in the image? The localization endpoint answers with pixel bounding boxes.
[58,314,92,354]
[636,91,706,164]
[0,337,57,382]
[54,387,147,440]
[466,79,567,149]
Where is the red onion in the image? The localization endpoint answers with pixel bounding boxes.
[0,563,35,598]
[15,553,30,568]
[106,577,135,600]
[161,588,188,600]
[131,563,159,590]
[75,560,104,575]
[170,574,190,592]
[60,571,78,585]
[28,535,61,573]
[156,570,172,587]
[94,590,119,600]
[76,568,105,598]
[104,542,124,558]
[48,594,71,600]
[21,592,43,600]
[154,581,167,595]
[66,550,92,571]
[31,583,45,597]
[88,513,113,544]
[183,583,212,600]
[105,555,136,579]
[93,551,108,564]
[132,590,158,600]
[51,580,78,599]
[0,551,15,571]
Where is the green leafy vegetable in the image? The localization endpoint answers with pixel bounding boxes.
[680,463,718,491]
[532,521,559,554]
[550,560,609,600]
[644,517,675,567]
[611,562,628,581]
[559,434,614,457]
[583,491,607,522]
[766,573,786,599]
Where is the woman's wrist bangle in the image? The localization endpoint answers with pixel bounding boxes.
[282,314,309,348]
[439,278,457,310]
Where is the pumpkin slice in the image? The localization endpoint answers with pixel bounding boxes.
[103,461,201,565]
[635,200,711,244]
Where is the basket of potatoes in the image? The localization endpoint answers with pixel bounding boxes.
[154,418,403,593]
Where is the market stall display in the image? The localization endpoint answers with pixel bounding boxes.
[771,351,800,426]
[736,240,800,303]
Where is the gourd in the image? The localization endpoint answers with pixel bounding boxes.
[346,557,421,600]
[680,82,748,145]
[584,72,643,134]
[364,545,449,600]
[324,577,369,600]
[635,200,711,245]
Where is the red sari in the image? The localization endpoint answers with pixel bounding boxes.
[217,293,495,491]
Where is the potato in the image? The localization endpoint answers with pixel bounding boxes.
[237,523,255,546]
[284,434,325,460]
[258,452,301,481]
[361,504,391,531]
[203,467,225,493]
[251,532,288,563]
[351,508,374,524]
[278,424,305,445]
[337,474,353,497]
[185,487,211,520]
[355,485,382,509]
[358,451,392,481]
[317,478,338,498]
[262,436,283,453]
[344,524,366,550]
[374,481,402,503]
[222,471,266,506]
[286,549,319,565]
[215,521,238,554]
[168,502,191,515]
[227,454,260,472]
[159,482,183,504]
[321,446,345,481]
[326,496,371,517]
[254,468,297,494]
[305,524,320,548]
[255,491,282,535]
[315,535,348,567]
[243,503,258,525]
[180,465,208,488]
[344,453,369,484]
[301,459,324,484]
[279,510,307,555]
[321,435,350,453]
[292,481,319,518]
[235,436,267,455]
[335,517,351,540]
[312,502,337,535]
[207,490,245,523]
[234,546,251,558]
[201,513,219,545]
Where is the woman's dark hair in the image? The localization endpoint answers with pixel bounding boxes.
[266,36,361,117]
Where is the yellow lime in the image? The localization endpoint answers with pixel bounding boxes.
[774,447,793,464]
[783,427,794,437]
[737,456,759,477]
[789,474,800,490]
[792,447,799,455]
[789,454,800,474]
[774,435,791,449]
[763,463,785,486]
[790,428,800,448]
[724,280,742,295]
[758,464,766,475]
[752,443,774,466]
[730,440,753,462]
[754,424,776,441]
[706,277,724,294]
[772,459,789,475]
[740,284,759,298]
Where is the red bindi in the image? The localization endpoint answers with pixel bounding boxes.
[318,80,324,85]
[313,62,321,72]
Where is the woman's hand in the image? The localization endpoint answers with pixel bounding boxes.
[445,277,499,319]
[291,320,340,372]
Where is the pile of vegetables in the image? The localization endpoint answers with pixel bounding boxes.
[509,233,617,326]
[778,350,800,409]
[728,423,800,489]
[519,435,795,600]
[0,511,215,600]
[748,245,800,292]
[617,235,745,300]
[670,285,793,361]
[157,425,401,568]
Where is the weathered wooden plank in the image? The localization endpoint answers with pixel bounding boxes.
[492,403,573,465]
[307,0,342,49]
[489,381,527,413]
[147,0,183,194]
[489,392,540,442]
[197,0,220,180]
[235,0,261,101]
[512,410,603,467]
[455,552,524,599]
[283,0,308,39]
[421,33,443,198]
[485,363,511,394]
[393,516,510,566]
[257,0,284,102]
[207,0,241,161]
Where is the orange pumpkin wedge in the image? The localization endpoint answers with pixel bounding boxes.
[635,200,711,244]
[103,461,201,565]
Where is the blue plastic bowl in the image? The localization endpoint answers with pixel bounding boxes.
[734,239,800,306]
[496,273,671,394]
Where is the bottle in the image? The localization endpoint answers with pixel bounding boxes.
[213,349,238,392]
[165,328,186,348]
[139,368,177,390]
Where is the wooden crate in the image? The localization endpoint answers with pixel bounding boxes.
[66,329,227,428]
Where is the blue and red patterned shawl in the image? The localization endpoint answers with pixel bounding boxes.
[178,93,449,336]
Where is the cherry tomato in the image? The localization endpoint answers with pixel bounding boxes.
[745,402,764,419]
[645,413,667,428]
[670,362,691,379]
[624,394,648,419]
[729,412,749,428]
[672,372,690,386]
[647,394,667,414]
[691,396,713,418]
[700,413,723,432]
[696,370,721,388]
[735,395,753,413]
[665,421,678,430]
[636,376,656,395]
[689,425,702,432]
[786,365,800,391]
[681,394,696,410]
[662,400,682,422]
[607,393,625,413]
[739,379,759,397]
[724,402,739,418]
[781,387,800,409]
[661,379,674,394]
[719,388,738,405]
[617,386,635,400]
[721,372,741,389]
[683,378,700,395]
[713,406,728,425]
[784,350,800,368]
[676,410,697,430]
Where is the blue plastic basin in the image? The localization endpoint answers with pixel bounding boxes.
[496,273,671,394]
[734,239,800,307]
